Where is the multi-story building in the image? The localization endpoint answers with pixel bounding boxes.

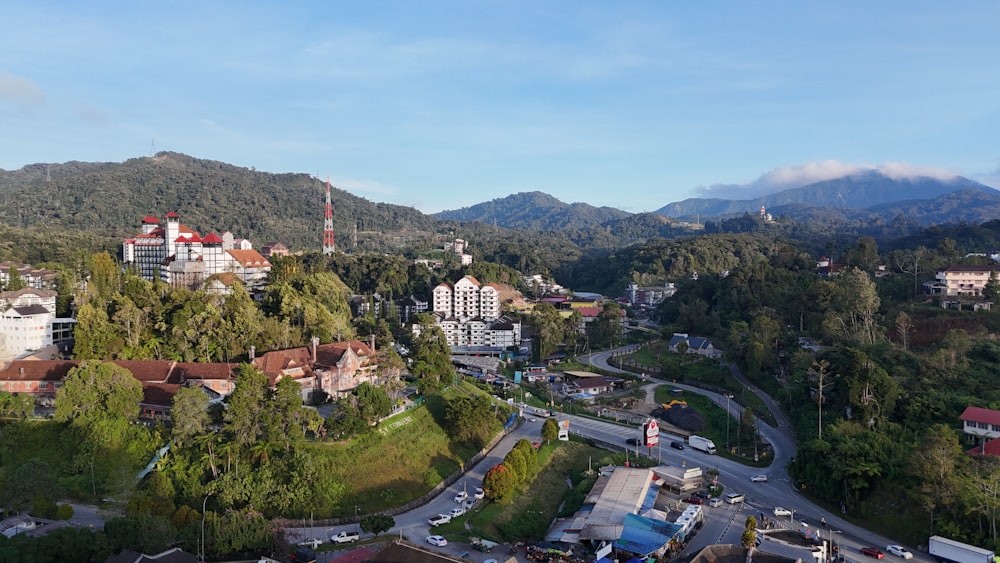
[423,275,520,350]
[0,288,75,360]
[122,212,271,291]
[0,261,59,290]
[924,265,1000,297]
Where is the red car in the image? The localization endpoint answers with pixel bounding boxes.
[861,547,885,559]
[684,496,704,505]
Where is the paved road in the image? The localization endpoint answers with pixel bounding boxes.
[287,419,541,562]
[581,346,932,562]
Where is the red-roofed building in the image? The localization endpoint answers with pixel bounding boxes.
[122,212,270,291]
[960,406,1000,440]
[0,359,237,420]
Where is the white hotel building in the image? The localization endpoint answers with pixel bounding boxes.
[122,212,271,291]
[421,275,521,349]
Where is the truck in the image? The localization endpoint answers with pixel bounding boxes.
[330,530,360,544]
[688,435,717,454]
[929,535,994,563]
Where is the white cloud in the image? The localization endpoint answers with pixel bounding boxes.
[0,73,45,109]
[695,160,963,200]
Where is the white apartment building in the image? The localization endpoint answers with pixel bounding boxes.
[122,212,271,291]
[0,288,75,360]
[424,276,520,349]
[924,265,1000,297]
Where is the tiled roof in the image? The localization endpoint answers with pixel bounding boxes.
[165,211,180,218]
[0,288,57,300]
[961,406,1000,426]
[944,265,1000,273]
[173,362,237,380]
[142,383,182,407]
[205,272,242,287]
[0,360,76,382]
[461,275,481,286]
[226,249,270,268]
[967,437,1000,457]
[113,361,182,383]
[254,348,313,383]
[142,215,160,223]
[201,232,224,244]
[11,305,51,316]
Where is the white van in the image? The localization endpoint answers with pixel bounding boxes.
[725,492,745,504]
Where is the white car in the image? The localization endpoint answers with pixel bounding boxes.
[708,498,723,507]
[750,474,768,483]
[297,537,323,548]
[773,507,792,517]
[454,491,468,503]
[474,487,485,499]
[463,499,476,510]
[448,507,466,518]
[427,514,451,526]
[887,545,913,559]
[426,535,448,547]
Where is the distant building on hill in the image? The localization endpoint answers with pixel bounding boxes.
[415,275,521,351]
[0,288,75,361]
[121,212,271,291]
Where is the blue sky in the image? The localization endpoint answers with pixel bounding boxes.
[2,2,999,214]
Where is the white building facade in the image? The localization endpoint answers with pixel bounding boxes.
[122,212,271,291]
[423,276,520,349]
[0,288,75,360]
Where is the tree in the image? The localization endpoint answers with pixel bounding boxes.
[171,386,210,446]
[909,424,963,531]
[541,418,559,444]
[409,315,455,394]
[482,463,517,502]
[894,311,912,352]
[741,514,758,553]
[808,360,834,441]
[360,514,394,537]
[55,361,142,428]
[224,364,269,449]
[354,382,392,425]
[4,265,26,291]
[984,270,1000,301]
[444,394,500,448]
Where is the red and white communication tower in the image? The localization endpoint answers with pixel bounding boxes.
[323,178,336,255]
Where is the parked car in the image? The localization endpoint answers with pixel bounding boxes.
[683,496,704,505]
[750,474,768,483]
[670,440,685,450]
[426,535,448,547]
[428,514,451,526]
[694,490,711,499]
[861,547,885,559]
[474,487,485,499]
[330,531,360,544]
[454,491,468,503]
[773,507,792,517]
[298,537,323,548]
[626,437,642,446]
[463,499,476,510]
[708,498,723,507]
[886,545,912,559]
[448,507,466,518]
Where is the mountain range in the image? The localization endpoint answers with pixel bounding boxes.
[435,170,1000,231]
[3,153,999,259]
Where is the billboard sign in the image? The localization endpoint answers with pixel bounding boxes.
[643,419,660,448]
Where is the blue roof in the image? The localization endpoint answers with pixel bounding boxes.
[614,513,682,556]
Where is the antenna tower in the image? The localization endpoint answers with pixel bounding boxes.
[323,178,336,255]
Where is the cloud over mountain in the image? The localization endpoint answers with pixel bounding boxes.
[695,161,962,200]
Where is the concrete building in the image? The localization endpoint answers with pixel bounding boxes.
[122,212,271,291]
[0,288,75,361]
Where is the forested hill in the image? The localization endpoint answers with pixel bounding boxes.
[433,191,632,230]
[0,152,437,251]
[656,170,998,219]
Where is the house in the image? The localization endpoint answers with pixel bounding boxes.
[816,256,843,277]
[0,288,76,361]
[260,241,289,258]
[0,359,237,420]
[924,264,1000,297]
[960,406,1000,440]
[668,333,719,358]
[561,372,618,395]
[253,337,384,401]
[0,261,60,290]
[625,283,677,308]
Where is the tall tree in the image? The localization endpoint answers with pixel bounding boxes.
[171,386,210,446]
[5,265,26,291]
[55,361,142,428]
[909,424,963,531]
[224,364,269,449]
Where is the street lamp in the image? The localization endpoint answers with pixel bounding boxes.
[827,529,842,563]
[200,493,213,563]
[356,505,361,533]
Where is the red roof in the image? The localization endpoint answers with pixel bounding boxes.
[967,437,1000,457]
[142,215,160,224]
[202,232,224,244]
[165,211,180,218]
[960,406,1000,426]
